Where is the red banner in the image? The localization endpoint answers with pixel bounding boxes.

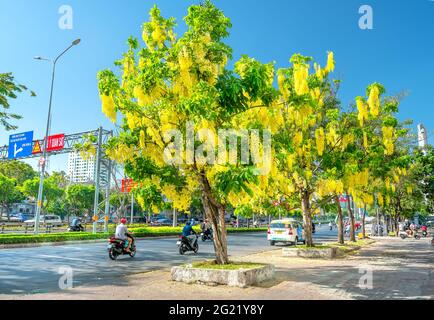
[121,179,138,193]
[46,134,65,152]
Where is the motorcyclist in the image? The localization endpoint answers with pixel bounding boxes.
[421,224,428,234]
[115,218,133,253]
[182,221,197,249]
[70,217,83,230]
[200,219,212,237]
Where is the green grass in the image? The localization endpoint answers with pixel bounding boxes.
[328,238,375,248]
[191,261,265,270]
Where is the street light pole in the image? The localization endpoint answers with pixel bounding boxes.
[33,39,81,235]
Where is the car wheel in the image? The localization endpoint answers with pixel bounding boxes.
[270,241,275,246]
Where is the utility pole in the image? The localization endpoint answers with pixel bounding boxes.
[92,127,103,234]
[130,192,134,224]
[103,160,112,233]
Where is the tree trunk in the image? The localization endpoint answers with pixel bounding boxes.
[301,191,314,247]
[200,174,229,265]
[335,195,345,244]
[346,193,356,242]
[362,204,366,239]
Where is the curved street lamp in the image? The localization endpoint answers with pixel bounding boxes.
[33,39,81,235]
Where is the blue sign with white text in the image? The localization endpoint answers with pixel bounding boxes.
[8,131,34,159]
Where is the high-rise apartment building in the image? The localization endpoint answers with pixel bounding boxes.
[67,151,96,183]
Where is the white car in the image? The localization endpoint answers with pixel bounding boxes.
[267,219,305,246]
[24,215,63,227]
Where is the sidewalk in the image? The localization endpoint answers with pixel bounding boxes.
[1,237,433,300]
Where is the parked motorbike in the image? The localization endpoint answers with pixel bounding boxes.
[399,230,421,240]
[201,229,213,242]
[107,234,136,260]
[177,234,199,255]
[68,224,84,232]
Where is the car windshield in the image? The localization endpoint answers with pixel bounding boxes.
[270,223,288,229]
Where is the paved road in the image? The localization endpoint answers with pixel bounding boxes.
[0,228,336,295]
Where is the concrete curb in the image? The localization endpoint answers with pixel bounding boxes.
[171,264,275,288]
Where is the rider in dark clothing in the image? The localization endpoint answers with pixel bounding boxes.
[182,222,197,249]
[182,222,195,236]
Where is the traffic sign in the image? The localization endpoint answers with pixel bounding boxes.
[32,141,42,154]
[7,131,34,159]
[46,134,65,152]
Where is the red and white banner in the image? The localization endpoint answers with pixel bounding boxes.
[121,178,138,193]
[46,134,65,152]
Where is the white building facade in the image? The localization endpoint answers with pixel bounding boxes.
[67,151,96,183]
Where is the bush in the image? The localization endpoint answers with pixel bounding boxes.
[0,227,266,245]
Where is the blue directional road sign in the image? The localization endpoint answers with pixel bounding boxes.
[8,131,34,159]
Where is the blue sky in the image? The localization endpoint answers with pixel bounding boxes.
[0,0,433,172]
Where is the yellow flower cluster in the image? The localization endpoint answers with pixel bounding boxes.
[277,71,290,101]
[363,132,369,149]
[325,52,335,73]
[161,184,193,212]
[377,192,384,207]
[106,144,135,164]
[356,97,369,126]
[368,85,380,117]
[347,169,369,190]
[317,179,344,198]
[310,87,324,107]
[407,186,413,194]
[314,63,326,81]
[293,131,303,146]
[326,127,339,147]
[315,128,325,156]
[287,105,316,129]
[385,177,391,190]
[382,126,394,155]
[341,133,355,151]
[293,63,309,96]
[122,58,135,89]
[100,94,117,123]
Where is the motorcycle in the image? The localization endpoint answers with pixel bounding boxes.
[68,224,84,232]
[201,229,213,242]
[107,234,136,260]
[177,234,199,255]
[399,230,421,240]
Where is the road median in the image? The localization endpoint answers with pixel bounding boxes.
[0,227,267,249]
